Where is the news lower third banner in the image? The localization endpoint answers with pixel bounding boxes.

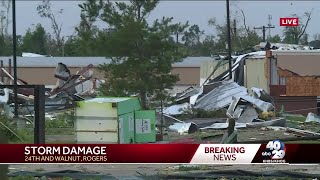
[0,141,319,164]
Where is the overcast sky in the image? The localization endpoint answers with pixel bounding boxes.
[7,1,320,40]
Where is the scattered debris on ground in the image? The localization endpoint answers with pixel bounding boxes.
[160,74,320,144]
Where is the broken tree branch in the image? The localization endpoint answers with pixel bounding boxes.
[239,9,249,35]
[298,10,312,39]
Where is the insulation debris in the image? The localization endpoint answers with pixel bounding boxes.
[246,118,286,128]
[0,88,9,103]
[168,122,198,135]
[251,87,274,104]
[237,95,274,112]
[163,103,191,116]
[306,112,320,123]
[200,122,247,130]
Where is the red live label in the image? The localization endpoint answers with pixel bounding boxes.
[280,18,299,27]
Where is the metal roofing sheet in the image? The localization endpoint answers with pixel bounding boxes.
[194,81,248,111]
[0,57,109,67]
[172,56,217,67]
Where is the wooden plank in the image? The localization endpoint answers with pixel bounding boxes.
[286,76,320,96]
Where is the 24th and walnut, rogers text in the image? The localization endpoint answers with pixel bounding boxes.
[25,155,107,162]
[24,146,108,162]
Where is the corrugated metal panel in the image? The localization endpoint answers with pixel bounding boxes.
[245,58,269,94]
[194,81,248,111]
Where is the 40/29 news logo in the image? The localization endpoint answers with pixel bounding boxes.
[262,140,286,163]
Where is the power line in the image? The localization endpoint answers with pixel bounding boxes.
[254,25,275,42]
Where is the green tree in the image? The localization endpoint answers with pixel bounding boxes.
[267,34,282,43]
[182,24,205,56]
[63,36,80,56]
[208,16,261,53]
[198,35,216,56]
[79,0,187,108]
[0,34,11,55]
[21,24,48,55]
[282,11,312,44]
[183,25,203,47]
[74,0,106,56]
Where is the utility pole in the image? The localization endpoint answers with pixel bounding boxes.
[233,19,237,37]
[12,0,18,117]
[175,32,184,44]
[226,0,232,80]
[254,25,275,42]
[268,15,273,38]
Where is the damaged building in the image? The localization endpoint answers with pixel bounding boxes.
[268,50,320,115]
[199,46,320,116]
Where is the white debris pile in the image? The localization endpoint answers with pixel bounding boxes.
[306,113,320,123]
[163,103,191,116]
[168,122,198,135]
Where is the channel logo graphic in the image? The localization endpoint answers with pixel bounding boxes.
[262,140,286,163]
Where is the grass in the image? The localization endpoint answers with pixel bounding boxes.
[9,176,92,180]
[46,128,75,135]
[164,131,224,142]
[9,176,34,180]
[0,111,76,144]
[47,140,76,144]
[284,115,320,133]
[285,116,306,123]
[177,165,212,171]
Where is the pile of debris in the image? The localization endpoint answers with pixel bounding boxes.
[163,80,285,134]
[0,62,102,119]
[160,78,320,144]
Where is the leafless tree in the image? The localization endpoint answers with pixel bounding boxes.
[296,11,312,40]
[238,9,250,36]
[37,0,64,55]
[283,10,313,44]
[0,0,11,36]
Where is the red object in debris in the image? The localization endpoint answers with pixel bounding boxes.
[156,134,163,142]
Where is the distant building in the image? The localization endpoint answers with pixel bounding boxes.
[0,56,216,91]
